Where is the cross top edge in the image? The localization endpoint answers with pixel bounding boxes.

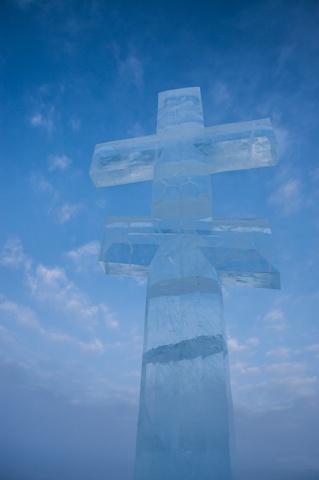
[157,86,204,134]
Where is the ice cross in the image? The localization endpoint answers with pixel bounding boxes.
[90,87,280,480]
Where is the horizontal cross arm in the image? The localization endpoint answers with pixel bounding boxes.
[90,134,158,187]
[90,118,277,188]
[98,217,280,289]
[195,118,278,174]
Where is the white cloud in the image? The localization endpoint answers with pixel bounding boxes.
[265,362,306,376]
[0,323,15,346]
[228,337,246,352]
[30,110,54,133]
[273,124,290,156]
[232,362,260,375]
[0,297,41,332]
[28,84,63,134]
[274,375,317,394]
[46,331,105,353]
[119,53,143,87]
[30,173,81,224]
[235,374,318,412]
[133,276,147,287]
[113,43,144,88]
[0,297,108,355]
[67,241,100,271]
[30,172,54,194]
[262,308,287,331]
[128,122,146,138]
[228,336,260,353]
[0,237,31,270]
[57,202,82,223]
[269,178,303,214]
[48,154,72,172]
[69,118,81,131]
[266,347,291,357]
[306,344,319,353]
[210,82,232,107]
[78,338,105,353]
[27,263,118,329]
[47,331,74,343]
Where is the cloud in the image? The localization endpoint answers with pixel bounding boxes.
[272,123,291,156]
[69,118,81,131]
[30,173,81,223]
[247,337,259,346]
[235,373,317,412]
[228,335,260,354]
[0,297,41,332]
[119,53,143,87]
[0,255,120,360]
[0,295,109,355]
[273,375,317,396]
[265,362,306,376]
[133,276,147,287]
[266,347,291,357]
[128,122,146,138]
[27,83,66,135]
[30,109,54,133]
[232,362,260,375]
[210,81,232,107]
[112,43,144,88]
[228,337,246,352]
[0,237,31,270]
[306,344,319,353]
[46,331,106,353]
[78,338,105,353]
[57,202,82,223]
[67,241,100,271]
[262,308,287,331]
[27,263,118,329]
[269,178,303,214]
[304,343,319,360]
[48,154,72,172]
[30,172,55,194]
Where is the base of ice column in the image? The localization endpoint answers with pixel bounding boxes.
[134,352,232,480]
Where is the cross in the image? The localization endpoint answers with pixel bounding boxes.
[90,87,280,480]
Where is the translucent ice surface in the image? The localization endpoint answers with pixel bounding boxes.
[90,88,277,188]
[99,217,280,289]
[90,87,280,480]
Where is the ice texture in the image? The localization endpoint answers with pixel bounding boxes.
[99,217,280,289]
[90,87,280,480]
[90,88,277,189]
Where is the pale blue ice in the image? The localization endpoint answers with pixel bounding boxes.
[90,87,280,480]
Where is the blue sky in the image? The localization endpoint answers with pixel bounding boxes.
[0,0,319,479]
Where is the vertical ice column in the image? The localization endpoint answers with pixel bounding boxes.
[156,87,204,134]
[151,141,212,220]
[152,88,212,221]
[134,239,233,480]
[134,87,233,480]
